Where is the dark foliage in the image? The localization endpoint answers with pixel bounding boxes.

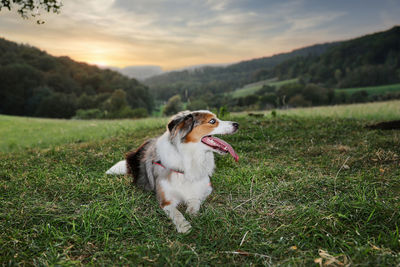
[232,83,334,110]
[274,26,400,88]
[163,95,183,115]
[0,38,154,118]
[0,0,61,24]
[145,43,338,101]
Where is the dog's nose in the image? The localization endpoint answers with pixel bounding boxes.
[232,122,239,129]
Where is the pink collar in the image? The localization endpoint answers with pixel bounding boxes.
[152,161,212,186]
[152,161,184,174]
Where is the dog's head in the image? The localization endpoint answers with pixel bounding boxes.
[167,110,239,161]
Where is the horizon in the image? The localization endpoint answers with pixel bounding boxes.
[1,0,400,71]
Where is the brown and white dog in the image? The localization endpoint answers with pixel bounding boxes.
[106,110,239,233]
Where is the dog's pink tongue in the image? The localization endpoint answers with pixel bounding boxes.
[207,136,239,162]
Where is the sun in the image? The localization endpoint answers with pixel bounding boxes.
[91,61,109,68]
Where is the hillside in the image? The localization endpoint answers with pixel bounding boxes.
[0,38,153,118]
[145,26,400,108]
[144,42,339,101]
[274,26,400,87]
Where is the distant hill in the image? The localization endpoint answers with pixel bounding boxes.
[144,42,340,101]
[273,26,400,88]
[225,26,400,110]
[110,65,163,80]
[0,38,153,118]
[145,26,400,103]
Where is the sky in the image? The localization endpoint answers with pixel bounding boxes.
[0,0,400,70]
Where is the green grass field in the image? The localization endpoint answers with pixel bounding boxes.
[232,79,400,100]
[335,83,400,97]
[231,78,298,98]
[0,115,167,153]
[279,100,400,120]
[1,101,400,265]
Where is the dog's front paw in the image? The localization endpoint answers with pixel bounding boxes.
[176,220,192,233]
[186,199,201,216]
[186,206,200,216]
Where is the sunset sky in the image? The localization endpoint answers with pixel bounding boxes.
[1,0,400,70]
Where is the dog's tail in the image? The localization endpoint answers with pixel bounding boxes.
[106,160,127,175]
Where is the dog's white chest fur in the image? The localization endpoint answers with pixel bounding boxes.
[156,132,214,204]
[160,173,213,205]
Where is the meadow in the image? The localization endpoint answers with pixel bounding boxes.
[1,101,399,265]
[279,100,400,121]
[231,78,400,102]
[335,83,400,98]
[0,115,168,153]
[231,78,298,98]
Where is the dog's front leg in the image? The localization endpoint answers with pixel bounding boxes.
[186,181,212,216]
[163,204,192,233]
[186,199,201,216]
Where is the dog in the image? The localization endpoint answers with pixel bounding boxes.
[106,110,239,233]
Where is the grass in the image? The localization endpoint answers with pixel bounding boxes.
[233,79,400,100]
[1,101,400,265]
[0,115,168,152]
[335,83,400,97]
[231,78,298,98]
[277,100,400,121]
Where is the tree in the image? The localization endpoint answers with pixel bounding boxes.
[276,83,304,106]
[102,89,129,113]
[302,84,331,105]
[288,94,311,107]
[25,86,52,116]
[163,95,183,116]
[0,63,42,115]
[187,99,208,111]
[237,95,258,107]
[35,92,77,118]
[349,90,369,103]
[258,85,275,95]
[259,93,277,108]
[0,0,62,23]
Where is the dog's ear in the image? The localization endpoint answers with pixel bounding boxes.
[168,113,194,140]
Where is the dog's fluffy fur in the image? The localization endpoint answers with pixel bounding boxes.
[106,110,239,233]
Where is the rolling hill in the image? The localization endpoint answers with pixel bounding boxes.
[0,38,153,118]
[273,26,400,88]
[145,26,400,103]
[144,42,339,101]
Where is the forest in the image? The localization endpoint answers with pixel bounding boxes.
[0,38,153,119]
[147,26,400,112]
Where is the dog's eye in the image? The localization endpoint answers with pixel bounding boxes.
[209,119,216,124]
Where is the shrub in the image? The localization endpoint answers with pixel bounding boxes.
[187,99,208,111]
[349,90,369,103]
[258,85,275,94]
[131,108,149,118]
[218,106,230,118]
[259,93,277,108]
[163,95,183,115]
[74,108,104,119]
[288,94,311,107]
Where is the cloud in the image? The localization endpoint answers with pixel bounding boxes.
[0,0,399,69]
[286,12,347,31]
